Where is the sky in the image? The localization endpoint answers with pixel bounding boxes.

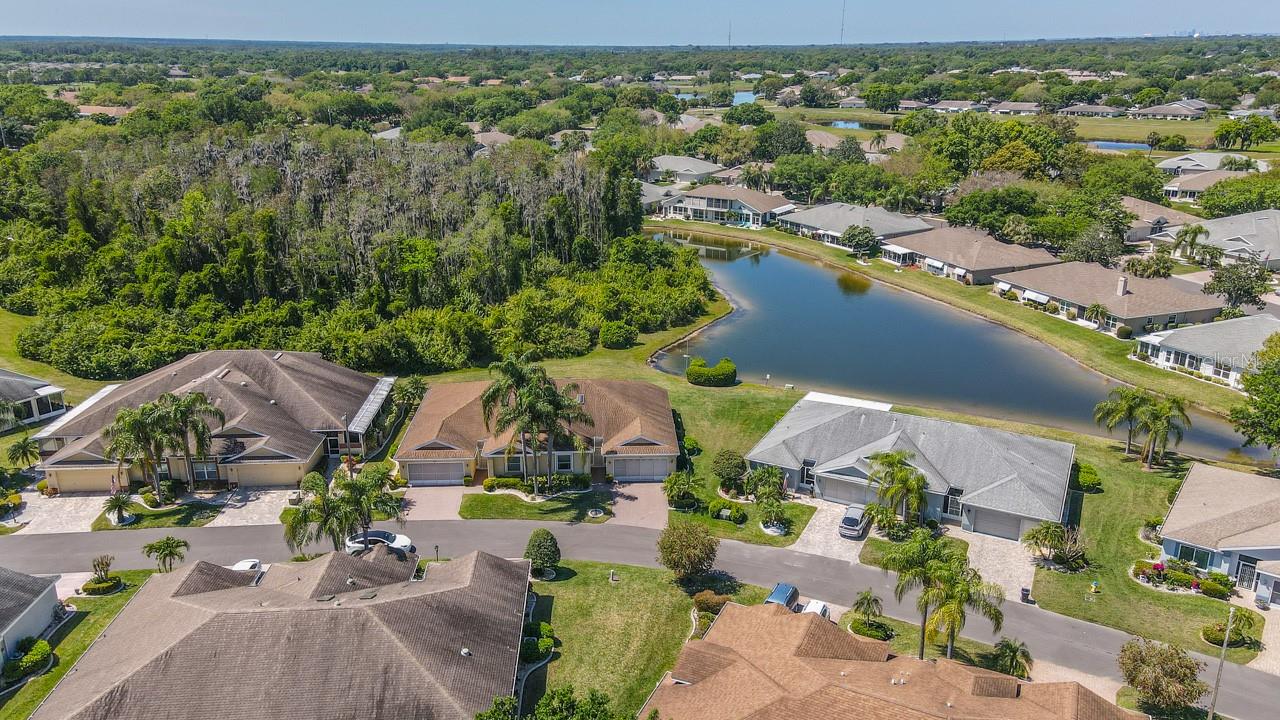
[3,1,1277,46]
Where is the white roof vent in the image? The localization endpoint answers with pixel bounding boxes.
[272,351,284,360]
[460,648,472,657]
[240,381,248,387]
[269,399,277,405]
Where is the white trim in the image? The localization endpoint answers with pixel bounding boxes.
[1022,290,1051,304]
[801,391,894,411]
[348,376,396,434]
[412,439,461,451]
[34,385,65,398]
[33,383,120,439]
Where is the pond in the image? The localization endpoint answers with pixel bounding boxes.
[1088,141,1152,151]
[650,230,1268,464]
[822,119,893,130]
[733,91,757,105]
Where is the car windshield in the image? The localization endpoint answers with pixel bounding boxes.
[842,512,863,525]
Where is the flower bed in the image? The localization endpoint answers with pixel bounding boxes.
[1131,560,1231,600]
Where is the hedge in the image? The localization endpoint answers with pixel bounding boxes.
[82,576,122,595]
[848,618,895,641]
[1166,570,1196,588]
[707,498,747,524]
[1116,325,1133,339]
[1202,621,1247,647]
[2,639,51,682]
[1074,463,1103,493]
[686,356,737,387]
[1198,580,1230,599]
[693,590,730,614]
[599,320,638,349]
[520,636,555,663]
[483,473,591,495]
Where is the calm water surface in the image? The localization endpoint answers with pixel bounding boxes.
[1089,141,1152,151]
[651,231,1268,464]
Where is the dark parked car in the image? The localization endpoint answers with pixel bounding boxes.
[764,582,799,610]
[838,504,871,539]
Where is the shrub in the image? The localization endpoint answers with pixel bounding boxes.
[1201,621,1247,647]
[141,491,158,508]
[1045,301,1060,314]
[658,521,720,581]
[82,577,122,595]
[848,618,895,640]
[1198,580,1229,599]
[2,639,51,681]
[1002,290,1019,301]
[598,320,639,349]
[1207,571,1231,588]
[1166,570,1195,588]
[1133,559,1154,579]
[1074,463,1103,493]
[686,356,737,387]
[524,621,555,640]
[1116,325,1133,339]
[524,528,561,573]
[692,589,730,614]
[711,450,747,490]
[36,480,54,496]
[707,499,747,524]
[1143,516,1164,530]
[15,636,38,655]
[482,477,496,492]
[682,436,702,456]
[520,636,554,663]
[882,519,912,542]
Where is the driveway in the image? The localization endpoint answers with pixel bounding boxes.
[1236,595,1280,675]
[7,491,105,534]
[401,486,480,521]
[789,498,863,562]
[949,527,1037,599]
[609,483,668,529]
[206,488,296,527]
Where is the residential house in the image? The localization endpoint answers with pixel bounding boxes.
[548,128,593,149]
[990,101,1042,115]
[1057,103,1124,117]
[1119,196,1203,243]
[395,379,678,485]
[663,185,795,227]
[646,155,725,183]
[929,100,987,113]
[777,202,931,245]
[0,566,60,659]
[35,350,395,493]
[746,392,1076,539]
[1130,101,1207,120]
[445,75,472,84]
[879,225,1061,284]
[897,99,930,111]
[641,602,1137,720]
[1228,107,1278,120]
[710,162,773,187]
[1135,314,1280,390]
[75,105,131,118]
[859,131,908,154]
[1156,152,1269,175]
[1162,170,1248,204]
[1151,209,1280,269]
[28,550,529,720]
[993,262,1225,334]
[837,95,866,108]
[371,126,402,140]
[804,129,842,152]
[473,130,515,156]
[0,369,67,433]
[639,181,680,213]
[1160,463,1280,606]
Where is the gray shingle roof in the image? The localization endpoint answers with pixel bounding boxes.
[651,155,724,175]
[0,369,60,404]
[888,226,1060,272]
[992,262,1225,319]
[1136,314,1280,366]
[1156,152,1258,173]
[682,185,794,213]
[31,550,529,720]
[746,394,1075,522]
[0,566,57,634]
[1154,209,1280,264]
[779,203,931,238]
[1162,463,1280,550]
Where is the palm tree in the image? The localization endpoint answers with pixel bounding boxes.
[159,392,225,490]
[1092,387,1153,456]
[102,492,133,526]
[662,471,698,506]
[1171,224,1208,261]
[923,557,1005,659]
[881,528,964,659]
[868,450,928,524]
[284,472,355,553]
[1137,396,1191,469]
[103,407,163,495]
[143,535,190,572]
[334,470,405,551]
[1083,303,1110,331]
[992,637,1034,678]
[526,378,593,494]
[482,353,545,485]
[739,163,768,191]
[392,375,427,415]
[869,130,889,152]
[853,588,883,621]
[6,435,40,469]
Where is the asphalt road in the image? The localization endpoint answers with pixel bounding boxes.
[1,519,1276,720]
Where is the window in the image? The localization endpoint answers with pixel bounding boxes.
[555,454,573,472]
[35,396,53,415]
[944,489,963,516]
[1176,544,1211,570]
[157,459,171,481]
[14,401,33,421]
[800,459,815,487]
[192,462,219,483]
[47,393,64,412]
[1170,350,1190,368]
[1211,362,1232,380]
[505,455,522,473]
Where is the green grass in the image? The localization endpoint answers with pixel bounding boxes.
[858,535,971,569]
[669,497,816,548]
[838,610,1006,670]
[459,490,613,523]
[524,559,765,716]
[1069,116,1223,145]
[0,570,152,720]
[1115,687,1229,720]
[90,500,221,531]
[645,220,1244,417]
[0,309,110,404]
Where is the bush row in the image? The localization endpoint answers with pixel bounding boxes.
[2,638,51,682]
[482,472,591,495]
[707,499,748,525]
[686,356,737,387]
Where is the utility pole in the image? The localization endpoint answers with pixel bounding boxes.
[1206,605,1235,720]
[839,0,847,45]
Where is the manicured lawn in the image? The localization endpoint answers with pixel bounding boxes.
[0,570,152,720]
[1115,687,1227,720]
[1069,116,1223,145]
[837,609,1005,671]
[90,500,221,531]
[524,559,765,716]
[858,535,970,569]
[669,497,816,548]
[0,309,111,404]
[645,220,1243,417]
[459,490,613,523]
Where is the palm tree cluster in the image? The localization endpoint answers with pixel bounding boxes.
[1093,387,1191,468]
[3,401,43,471]
[481,353,593,496]
[102,392,225,497]
[284,467,405,553]
[868,450,928,525]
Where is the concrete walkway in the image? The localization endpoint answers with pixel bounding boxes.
[609,483,668,529]
[1235,594,1280,675]
[8,491,105,534]
[789,498,863,562]
[949,527,1037,600]
[402,486,480,521]
[206,488,295,527]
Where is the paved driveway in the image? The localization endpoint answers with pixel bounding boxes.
[950,527,1037,599]
[609,483,668,529]
[206,488,295,527]
[789,498,863,562]
[7,491,105,534]
[402,486,480,521]
[1236,595,1280,675]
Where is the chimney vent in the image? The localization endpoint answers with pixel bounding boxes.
[1116,276,1128,296]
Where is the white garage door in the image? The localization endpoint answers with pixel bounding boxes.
[972,509,1023,540]
[818,477,875,506]
[614,458,667,482]
[404,462,465,486]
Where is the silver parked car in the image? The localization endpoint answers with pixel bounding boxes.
[838,504,871,539]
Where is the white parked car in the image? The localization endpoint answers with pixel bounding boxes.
[344,530,414,554]
[801,599,830,619]
[230,559,261,572]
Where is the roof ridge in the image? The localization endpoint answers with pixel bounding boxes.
[364,606,472,719]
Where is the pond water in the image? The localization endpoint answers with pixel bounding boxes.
[674,92,701,100]
[825,120,863,129]
[650,231,1268,464]
[1089,141,1152,151]
[733,91,757,105]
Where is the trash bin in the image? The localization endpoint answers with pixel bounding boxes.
[1020,587,1032,604]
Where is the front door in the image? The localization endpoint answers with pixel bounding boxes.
[1238,556,1260,590]
[326,436,340,456]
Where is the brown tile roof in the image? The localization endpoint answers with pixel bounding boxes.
[31,551,528,720]
[1163,170,1248,193]
[395,378,678,461]
[992,262,1224,319]
[474,130,515,148]
[1120,196,1202,227]
[804,129,842,150]
[76,105,131,117]
[642,603,1139,720]
[1162,463,1280,550]
[891,226,1060,272]
[682,185,794,213]
[38,350,386,467]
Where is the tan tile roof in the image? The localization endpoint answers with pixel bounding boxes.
[1120,196,1202,227]
[1163,170,1248,193]
[642,603,1138,720]
[804,129,842,149]
[395,378,677,461]
[891,226,1060,272]
[31,550,528,720]
[992,262,1224,319]
[1162,463,1280,550]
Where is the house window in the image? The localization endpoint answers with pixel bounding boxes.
[1211,362,1232,380]
[1104,315,1120,330]
[800,459,815,487]
[35,396,54,416]
[1176,544,1211,570]
[555,454,573,472]
[944,489,963,516]
[192,462,219,483]
[505,455,523,473]
[1170,350,1190,368]
[157,459,171,481]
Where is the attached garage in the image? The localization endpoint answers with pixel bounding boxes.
[817,475,875,506]
[612,457,670,482]
[970,508,1024,540]
[403,461,466,486]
